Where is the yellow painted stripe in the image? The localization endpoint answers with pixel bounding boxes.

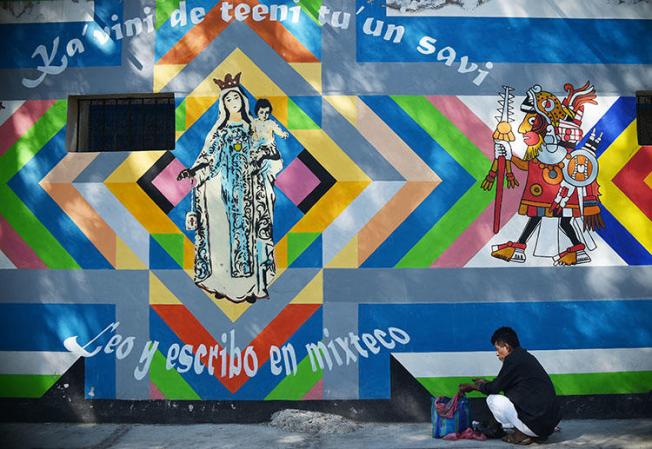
[292,130,370,182]
[323,96,357,126]
[184,96,218,132]
[290,62,322,94]
[325,235,358,268]
[290,270,323,304]
[105,183,180,234]
[115,236,147,269]
[598,120,652,252]
[291,181,369,233]
[104,151,167,183]
[153,64,186,93]
[188,49,285,98]
[149,272,182,305]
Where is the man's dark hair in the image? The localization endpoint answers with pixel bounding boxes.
[255,98,272,115]
[491,326,520,348]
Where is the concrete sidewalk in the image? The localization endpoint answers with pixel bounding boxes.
[2,420,651,449]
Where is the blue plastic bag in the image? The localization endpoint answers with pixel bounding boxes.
[431,394,471,438]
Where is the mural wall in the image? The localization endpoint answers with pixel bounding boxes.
[0,0,651,412]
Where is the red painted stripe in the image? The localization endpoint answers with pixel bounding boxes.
[0,215,47,268]
[158,1,318,65]
[302,378,323,400]
[152,303,320,393]
[427,96,494,159]
[433,165,526,268]
[429,95,525,267]
[612,146,652,220]
[0,100,57,157]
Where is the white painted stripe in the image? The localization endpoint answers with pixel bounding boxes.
[0,351,78,375]
[464,213,629,268]
[387,0,652,19]
[322,181,404,264]
[74,182,150,266]
[0,100,26,127]
[394,348,652,378]
[0,0,95,24]
[0,250,16,269]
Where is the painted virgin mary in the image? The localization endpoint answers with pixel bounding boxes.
[178,73,277,303]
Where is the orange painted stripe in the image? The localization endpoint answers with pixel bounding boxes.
[357,182,436,265]
[105,183,179,234]
[41,183,117,267]
[152,303,320,393]
[158,1,318,65]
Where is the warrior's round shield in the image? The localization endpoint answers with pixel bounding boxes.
[562,149,599,187]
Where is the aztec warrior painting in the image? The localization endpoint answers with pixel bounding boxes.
[0,0,650,419]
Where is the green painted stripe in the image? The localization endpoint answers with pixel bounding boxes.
[0,374,60,398]
[288,99,319,130]
[397,181,492,267]
[156,0,179,30]
[418,376,494,399]
[392,96,492,267]
[265,355,323,400]
[550,371,652,396]
[175,99,186,131]
[299,0,322,24]
[392,96,489,179]
[418,371,652,398]
[287,232,320,265]
[0,187,79,268]
[0,101,79,268]
[0,100,67,183]
[150,350,200,400]
[153,233,184,267]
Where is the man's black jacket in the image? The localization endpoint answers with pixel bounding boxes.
[479,347,560,437]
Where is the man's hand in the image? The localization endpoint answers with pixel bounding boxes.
[472,378,488,387]
[177,168,192,181]
[494,140,512,160]
[458,383,476,394]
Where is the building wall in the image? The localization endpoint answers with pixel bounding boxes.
[0,0,651,417]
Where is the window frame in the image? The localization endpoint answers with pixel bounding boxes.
[66,92,176,153]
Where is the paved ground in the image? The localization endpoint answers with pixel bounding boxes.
[2,420,651,449]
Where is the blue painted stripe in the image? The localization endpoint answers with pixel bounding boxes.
[575,96,647,264]
[0,0,122,69]
[290,96,322,127]
[172,100,219,168]
[259,0,321,60]
[232,305,323,399]
[0,303,116,351]
[597,207,652,266]
[358,300,652,399]
[150,306,232,399]
[150,305,322,399]
[359,96,474,267]
[169,193,194,241]
[356,15,652,64]
[7,129,112,269]
[273,188,305,242]
[580,96,636,156]
[154,0,216,61]
[155,1,321,62]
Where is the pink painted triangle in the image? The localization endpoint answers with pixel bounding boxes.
[302,379,323,400]
[0,216,46,268]
[0,100,57,157]
[149,382,165,400]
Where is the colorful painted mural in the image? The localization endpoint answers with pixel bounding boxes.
[0,0,651,411]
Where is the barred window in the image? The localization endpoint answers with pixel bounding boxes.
[67,93,175,152]
[636,91,652,145]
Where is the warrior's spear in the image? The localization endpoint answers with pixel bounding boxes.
[482,86,517,233]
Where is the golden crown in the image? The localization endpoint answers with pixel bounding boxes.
[213,72,241,90]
